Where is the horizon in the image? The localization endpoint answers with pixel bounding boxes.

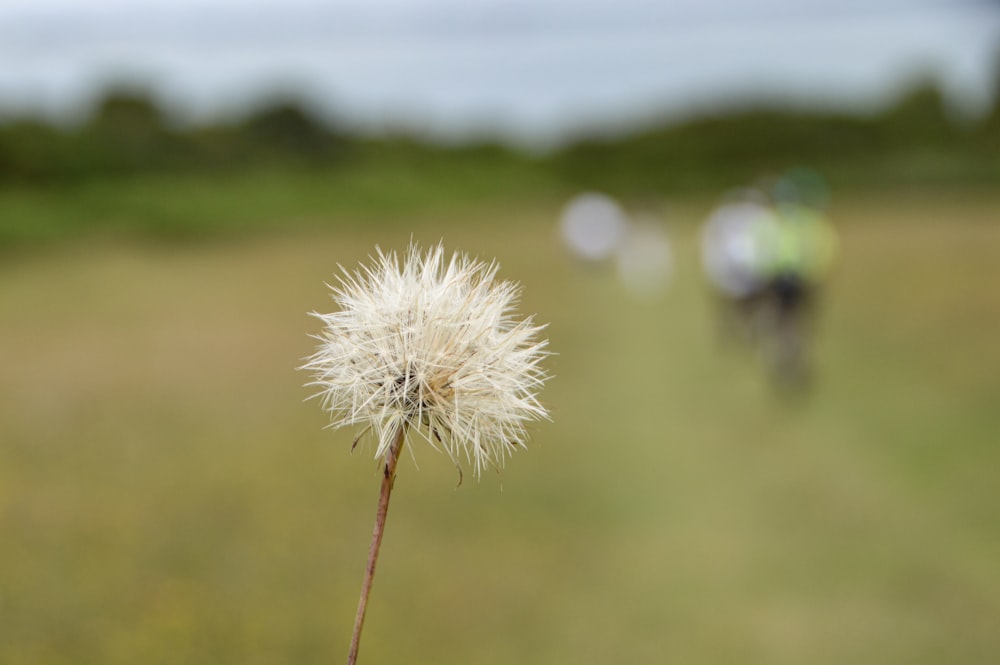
[2,0,999,147]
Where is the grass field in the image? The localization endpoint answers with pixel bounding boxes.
[1,189,999,664]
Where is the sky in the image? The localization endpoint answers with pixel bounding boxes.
[1,0,998,145]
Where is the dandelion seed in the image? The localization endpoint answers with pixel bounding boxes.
[303,242,549,476]
[301,242,550,665]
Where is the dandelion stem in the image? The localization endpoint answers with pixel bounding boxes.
[347,424,406,665]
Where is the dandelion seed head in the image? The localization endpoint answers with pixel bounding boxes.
[303,243,549,477]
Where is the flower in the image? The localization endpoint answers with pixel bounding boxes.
[303,243,549,477]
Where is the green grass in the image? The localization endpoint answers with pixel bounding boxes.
[1,191,999,664]
[0,159,563,248]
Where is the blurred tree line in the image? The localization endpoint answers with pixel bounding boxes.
[555,83,1000,192]
[0,95,355,181]
[0,80,997,194]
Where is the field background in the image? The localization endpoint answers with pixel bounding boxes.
[1,184,998,664]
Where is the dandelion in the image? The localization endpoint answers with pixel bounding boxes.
[302,242,549,665]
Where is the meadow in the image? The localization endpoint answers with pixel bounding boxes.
[1,186,999,664]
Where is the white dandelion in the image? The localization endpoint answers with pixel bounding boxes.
[304,242,549,476]
[301,242,550,665]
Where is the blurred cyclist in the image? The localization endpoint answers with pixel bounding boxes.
[756,199,838,385]
[700,189,778,343]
